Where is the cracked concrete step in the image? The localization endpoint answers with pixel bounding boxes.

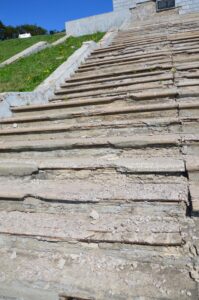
[0,157,185,177]
[55,83,174,99]
[67,63,172,82]
[1,101,181,128]
[93,39,169,55]
[0,134,182,152]
[4,99,199,130]
[63,70,167,87]
[0,236,197,300]
[0,117,198,140]
[0,117,188,140]
[82,52,172,69]
[0,210,182,246]
[77,58,172,73]
[87,48,171,62]
[88,45,199,62]
[59,73,173,94]
[0,179,188,203]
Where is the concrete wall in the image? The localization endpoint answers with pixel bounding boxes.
[66,10,131,36]
[176,0,199,14]
[113,0,199,14]
[113,0,135,11]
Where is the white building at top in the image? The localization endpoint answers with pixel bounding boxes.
[66,0,199,36]
[113,0,199,14]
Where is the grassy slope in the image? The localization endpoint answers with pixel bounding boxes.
[0,33,65,63]
[0,32,104,93]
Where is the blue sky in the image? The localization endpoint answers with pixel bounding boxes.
[1,0,113,31]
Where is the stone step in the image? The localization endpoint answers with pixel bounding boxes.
[59,73,173,94]
[67,63,172,82]
[0,157,185,177]
[0,179,188,204]
[0,236,196,300]
[0,134,182,151]
[77,58,172,73]
[82,52,171,69]
[87,45,199,62]
[4,99,199,130]
[55,82,173,99]
[0,210,182,245]
[0,101,181,128]
[0,117,198,141]
[12,96,123,115]
[93,38,168,55]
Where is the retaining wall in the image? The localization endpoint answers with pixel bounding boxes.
[66,10,131,36]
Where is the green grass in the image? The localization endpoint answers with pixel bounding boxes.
[0,33,65,63]
[0,32,105,93]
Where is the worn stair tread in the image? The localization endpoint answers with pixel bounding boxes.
[71,63,172,81]
[0,179,188,203]
[0,210,182,245]
[0,116,183,136]
[59,73,173,93]
[1,101,180,124]
[0,157,185,175]
[0,134,181,151]
[55,82,173,99]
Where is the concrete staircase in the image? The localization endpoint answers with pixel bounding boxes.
[0,12,199,300]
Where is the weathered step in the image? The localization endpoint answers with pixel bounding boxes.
[11,96,123,116]
[0,157,185,177]
[0,117,186,140]
[0,210,182,245]
[55,82,174,99]
[0,179,188,203]
[0,236,196,300]
[1,101,180,128]
[63,70,167,88]
[82,52,171,69]
[93,38,169,55]
[59,73,173,94]
[76,58,172,73]
[0,134,181,152]
[68,63,172,82]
